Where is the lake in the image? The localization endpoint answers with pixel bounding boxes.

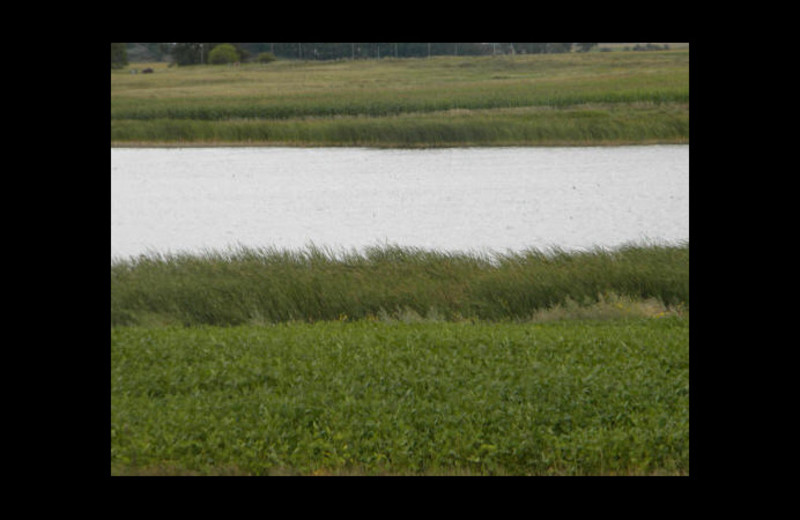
[111,146,688,261]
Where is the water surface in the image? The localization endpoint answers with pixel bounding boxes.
[111,146,688,260]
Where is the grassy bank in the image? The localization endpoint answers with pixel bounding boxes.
[111,317,689,476]
[111,243,689,476]
[111,51,689,147]
[111,243,688,327]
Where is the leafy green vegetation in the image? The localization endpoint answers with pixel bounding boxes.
[111,317,688,476]
[208,43,240,65]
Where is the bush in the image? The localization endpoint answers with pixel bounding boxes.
[209,43,240,65]
[256,52,277,64]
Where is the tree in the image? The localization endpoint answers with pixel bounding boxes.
[545,43,573,53]
[576,43,598,52]
[209,43,240,64]
[111,43,128,69]
[170,43,220,65]
[171,43,203,65]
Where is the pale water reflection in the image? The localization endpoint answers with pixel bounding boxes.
[111,146,688,261]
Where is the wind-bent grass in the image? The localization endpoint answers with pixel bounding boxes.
[111,242,688,327]
[111,51,689,147]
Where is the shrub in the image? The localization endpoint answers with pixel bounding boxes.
[209,43,240,65]
[256,52,277,64]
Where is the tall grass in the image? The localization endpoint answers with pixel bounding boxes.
[111,242,688,327]
[110,104,688,147]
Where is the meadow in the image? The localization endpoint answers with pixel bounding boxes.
[110,50,689,147]
[111,244,689,476]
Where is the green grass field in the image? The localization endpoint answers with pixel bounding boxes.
[111,50,689,147]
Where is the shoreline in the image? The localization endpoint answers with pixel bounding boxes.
[111,138,689,149]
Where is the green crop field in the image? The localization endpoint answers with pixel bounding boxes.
[111,317,688,476]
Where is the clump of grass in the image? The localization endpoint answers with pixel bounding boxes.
[111,242,688,327]
[529,293,685,323]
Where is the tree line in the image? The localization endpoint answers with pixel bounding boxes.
[112,42,598,68]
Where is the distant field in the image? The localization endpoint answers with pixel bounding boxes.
[111,50,689,147]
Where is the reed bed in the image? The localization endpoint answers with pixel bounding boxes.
[110,104,688,147]
[111,242,688,327]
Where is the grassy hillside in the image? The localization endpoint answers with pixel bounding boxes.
[111,50,689,147]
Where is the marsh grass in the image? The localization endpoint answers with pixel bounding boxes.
[111,242,688,327]
[110,103,688,147]
[111,51,689,147]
